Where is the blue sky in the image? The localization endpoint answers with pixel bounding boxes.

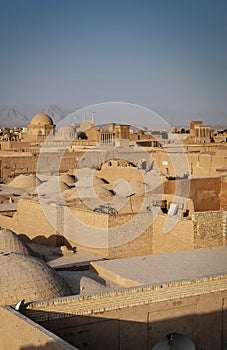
[0,0,226,123]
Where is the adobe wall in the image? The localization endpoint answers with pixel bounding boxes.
[215,147,227,156]
[22,275,227,350]
[6,199,57,238]
[0,200,153,258]
[1,199,225,258]
[108,212,153,259]
[160,177,221,211]
[188,153,227,176]
[1,144,226,183]
[221,176,227,211]
[152,214,194,254]
[192,211,227,248]
[0,214,15,231]
[78,148,150,170]
[85,127,99,141]
[0,154,37,183]
[150,150,227,177]
[63,210,153,258]
[0,151,82,183]
[151,151,189,177]
[189,177,221,211]
[0,141,31,151]
[96,163,144,183]
[61,206,109,256]
[0,306,76,350]
[0,200,110,253]
[110,193,150,215]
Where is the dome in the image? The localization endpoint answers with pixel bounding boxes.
[30,112,53,126]
[60,173,77,186]
[0,229,31,256]
[76,175,107,188]
[113,180,150,197]
[0,252,71,306]
[57,125,76,133]
[38,177,70,195]
[8,174,42,188]
[80,120,94,132]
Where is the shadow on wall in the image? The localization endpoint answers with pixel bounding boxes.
[18,233,74,247]
[19,308,225,350]
[18,233,76,262]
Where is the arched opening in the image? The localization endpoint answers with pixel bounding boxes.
[152,332,195,350]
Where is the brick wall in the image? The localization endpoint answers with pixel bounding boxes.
[108,212,153,258]
[21,274,227,350]
[22,274,227,322]
[192,210,226,248]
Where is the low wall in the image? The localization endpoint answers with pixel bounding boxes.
[0,200,154,258]
[21,274,227,350]
[0,151,83,183]
[1,200,226,258]
[0,306,76,350]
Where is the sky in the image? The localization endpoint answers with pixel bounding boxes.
[0,0,226,124]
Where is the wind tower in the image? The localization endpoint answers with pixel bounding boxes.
[91,112,96,125]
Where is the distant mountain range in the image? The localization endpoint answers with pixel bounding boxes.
[0,104,226,129]
[0,107,30,127]
[0,105,76,127]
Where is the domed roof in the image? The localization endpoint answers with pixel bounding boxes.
[60,173,77,186]
[8,174,42,188]
[80,120,94,131]
[38,177,70,195]
[30,112,53,126]
[0,252,71,306]
[0,229,31,256]
[113,180,150,197]
[57,125,76,133]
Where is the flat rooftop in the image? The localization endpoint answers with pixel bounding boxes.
[91,246,227,287]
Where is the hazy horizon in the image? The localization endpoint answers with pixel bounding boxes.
[0,0,226,126]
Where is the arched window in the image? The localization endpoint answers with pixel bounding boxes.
[152,332,195,350]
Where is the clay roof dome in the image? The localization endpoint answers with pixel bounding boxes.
[0,229,31,256]
[57,125,76,133]
[0,252,71,306]
[60,173,77,186]
[30,112,53,126]
[8,174,42,188]
[80,120,94,131]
